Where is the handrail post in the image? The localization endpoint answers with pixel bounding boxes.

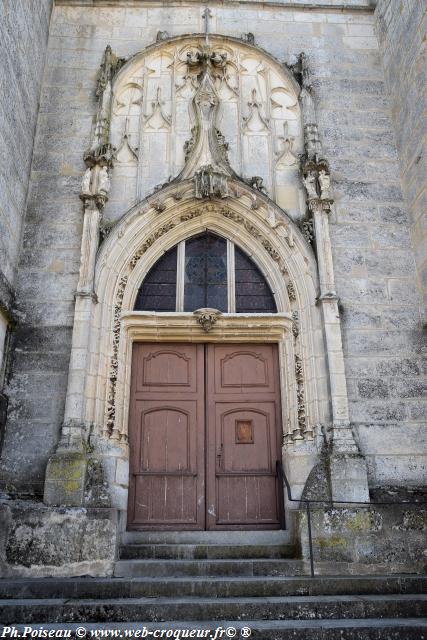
[306,500,315,578]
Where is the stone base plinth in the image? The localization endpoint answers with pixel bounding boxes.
[0,498,118,578]
[294,504,427,574]
[44,451,88,507]
[329,453,370,503]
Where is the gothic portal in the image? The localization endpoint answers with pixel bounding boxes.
[0,1,425,578]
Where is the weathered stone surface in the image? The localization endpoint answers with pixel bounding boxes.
[375,0,427,319]
[44,451,88,507]
[295,505,427,572]
[0,0,53,287]
[0,497,117,577]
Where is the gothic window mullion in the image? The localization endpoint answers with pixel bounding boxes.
[227,240,236,313]
[176,241,185,312]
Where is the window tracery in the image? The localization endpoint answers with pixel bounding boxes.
[134,232,277,313]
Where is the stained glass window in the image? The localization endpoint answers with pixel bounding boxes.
[134,232,277,313]
[184,233,228,312]
[134,245,177,311]
[235,246,276,313]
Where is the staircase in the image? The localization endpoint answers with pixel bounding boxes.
[1,532,426,638]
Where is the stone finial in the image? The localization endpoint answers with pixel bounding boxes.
[242,32,255,44]
[156,30,169,42]
[96,45,126,98]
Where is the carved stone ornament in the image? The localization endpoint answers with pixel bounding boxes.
[153,200,166,213]
[96,45,126,99]
[287,281,297,301]
[106,275,128,439]
[177,43,241,197]
[292,310,299,339]
[218,206,289,274]
[301,218,314,244]
[114,118,138,164]
[195,165,229,199]
[83,143,114,169]
[144,87,171,130]
[79,164,112,210]
[294,354,305,440]
[156,30,169,42]
[193,308,222,332]
[276,121,298,168]
[79,45,126,213]
[291,52,310,90]
[243,88,270,132]
[247,176,267,194]
[242,32,255,45]
[129,221,175,269]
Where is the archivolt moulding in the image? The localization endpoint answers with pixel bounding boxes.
[87,191,325,457]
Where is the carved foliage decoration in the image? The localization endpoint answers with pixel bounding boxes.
[129,221,176,269]
[106,275,128,439]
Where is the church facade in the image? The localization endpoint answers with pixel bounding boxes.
[0,0,425,576]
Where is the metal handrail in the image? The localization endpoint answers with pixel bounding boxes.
[276,459,427,578]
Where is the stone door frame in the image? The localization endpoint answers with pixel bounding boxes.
[124,324,290,531]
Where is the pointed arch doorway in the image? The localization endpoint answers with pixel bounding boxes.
[127,232,285,530]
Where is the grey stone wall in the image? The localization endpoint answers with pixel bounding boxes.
[375,0,427,319]
[0,1,425,494]
[295,504,427,574]
[0,0,53,489]
[0,0,53,294]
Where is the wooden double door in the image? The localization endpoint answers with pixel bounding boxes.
[127,343,283,530]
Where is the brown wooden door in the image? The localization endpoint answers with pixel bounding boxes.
[128,343,283,530]
[127,343,205,529]
[206,344,282,530]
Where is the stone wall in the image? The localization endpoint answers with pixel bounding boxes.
[295,504,427,574]
[0,0,425,495]
[0,0,53,482]
[0,0,53,304]
[375,0,427,321]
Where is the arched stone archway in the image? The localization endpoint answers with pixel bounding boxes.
[77,190,327,519]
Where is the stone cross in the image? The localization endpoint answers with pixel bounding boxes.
[202,7,213,45]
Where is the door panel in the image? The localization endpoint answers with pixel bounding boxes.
[213,345,276,394]
[216,476,278,525]
[128,343,205,529]
[207,343,282,530]
[218,406,274,472]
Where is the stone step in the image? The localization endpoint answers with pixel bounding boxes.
[114,558,306,577]
[0,575,425,600]
[119,543,296,560]
[121,530,291,545]
[7,619,427,640]
[1,594,426,624]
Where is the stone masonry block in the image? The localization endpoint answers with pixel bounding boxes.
[44,452,88,507]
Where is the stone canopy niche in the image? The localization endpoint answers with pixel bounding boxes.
[105,36,303,223]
